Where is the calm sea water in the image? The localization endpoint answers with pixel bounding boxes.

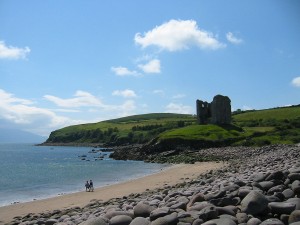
[0,143,168,206]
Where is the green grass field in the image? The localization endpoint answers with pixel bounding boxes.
[159,124,244,141]
[46,113,196,145]
[45,105,300,147]
[233,106,300,121]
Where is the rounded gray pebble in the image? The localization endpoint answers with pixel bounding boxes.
[134,202,154,218]
[202,218,237,225]
[289,210,300,224]
[292,180,300,194]
[282,188,295,199]
[241,191,268,215]
[268,202,296,215]
[246,217,261,225]
[150,212,178,225]
[129,217,150,225]
[78,217,109,225]
[260,218,284,225]
[110,215,132,225]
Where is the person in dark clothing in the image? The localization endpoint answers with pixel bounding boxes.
[85,180,90,192]
[89,180,94,192]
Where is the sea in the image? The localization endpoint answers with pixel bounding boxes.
[0,143,169,207]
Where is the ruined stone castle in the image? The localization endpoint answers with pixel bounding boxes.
[196,95,231,125]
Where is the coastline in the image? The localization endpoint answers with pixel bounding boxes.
[0,162,223,224]
[36,142,105,147]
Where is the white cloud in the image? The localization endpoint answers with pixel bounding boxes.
[43,90,138,115]
[172,94,186,99]
[112,89,137,98]
[135,19,225,51]
[0,89,141,136]
[0,89,72,136]
[226,32,243,45]
[111,66,139,76]
[242,105,253,111]
[291,77,300,87]
[0,89,34,105]
[119,100,136,111]
[0,41,31,59]
[138,59,161,73]
[44,90,103,108]
[52,109,80,113]
[44,90,138,118]
[153,89,165,96]
[135,54,155,63]
[105,100,136,118]
[165,103,193,114]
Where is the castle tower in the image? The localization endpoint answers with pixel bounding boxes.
[210,95,231,124]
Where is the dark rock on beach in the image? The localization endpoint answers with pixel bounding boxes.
[241,191,268,215]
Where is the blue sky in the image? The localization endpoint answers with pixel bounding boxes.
[0,0,299,137]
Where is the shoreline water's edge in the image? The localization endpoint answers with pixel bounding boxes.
[1,163,173,207]
[0,161,171,208]
[0,162,222,224]
[36,142,106,147]
[0,143,169,210]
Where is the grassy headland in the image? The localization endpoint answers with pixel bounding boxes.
[43,105,300,148]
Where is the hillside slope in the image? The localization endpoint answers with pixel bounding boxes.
[43,105,300,147]
[44,113,195,146]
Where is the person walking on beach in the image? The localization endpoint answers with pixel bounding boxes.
[89,180,94,192]
[85,180,90,192]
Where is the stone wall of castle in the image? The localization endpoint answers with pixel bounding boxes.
[196,95,231,125]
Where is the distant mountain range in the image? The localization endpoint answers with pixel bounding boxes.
[0,128,46,143]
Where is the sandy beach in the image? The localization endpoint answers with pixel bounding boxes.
[0,162,224,224]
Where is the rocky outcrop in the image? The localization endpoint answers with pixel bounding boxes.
[109,141,264,164]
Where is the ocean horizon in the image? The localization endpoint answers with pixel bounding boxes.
[0,143,168,207]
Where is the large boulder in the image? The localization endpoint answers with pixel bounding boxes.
[260,218,284,225]
[265,171,285,181]
[268,202,296,215]
[150,207,170,221]
[246,217,261,225]
[45,219,58,225]
[258,181,274,191]
[187,193,205,208]
[289,173,300,182]
[236,212,248,224]
[292,180,300,195]
[150,212,178,225]
[198,206,218,221]
[105,211,134,220]
[129,217,150,225]
[289,210,300,224]
[201,217,236,225]
[110,215,132,225]
[79,217,109,225]
[240,191,269,215]
[286,198,300,210]
[282,188,295,199]
[134,202,155,218]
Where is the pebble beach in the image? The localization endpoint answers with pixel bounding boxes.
[2,144,300,225]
